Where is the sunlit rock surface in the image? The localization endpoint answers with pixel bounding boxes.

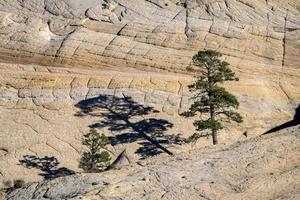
[5,128,300,200]
[0,0,300,195]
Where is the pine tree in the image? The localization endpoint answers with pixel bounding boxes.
[182,50,243,145]
[79,128,111,172]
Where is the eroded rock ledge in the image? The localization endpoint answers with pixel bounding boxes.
[0,0,299,72]
[4,128,300,200]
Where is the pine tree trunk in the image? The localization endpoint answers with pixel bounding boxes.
[210,106,218,145]
[208,68,218,145]
[212,130,218,145]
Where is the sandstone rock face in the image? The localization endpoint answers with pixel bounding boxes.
[0,0,299,71]
[0,0,300,194]
[4,128,300,200]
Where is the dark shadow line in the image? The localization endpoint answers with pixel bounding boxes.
[263,120,299,135]
[263,105,300,135]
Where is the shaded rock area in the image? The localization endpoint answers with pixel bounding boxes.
[4,127,300,200]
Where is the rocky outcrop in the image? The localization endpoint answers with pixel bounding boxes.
[0,0,300,193]
[0,0,299,109]
[4,128,300,200]
[0,0,299,71]
[0,63,192,113]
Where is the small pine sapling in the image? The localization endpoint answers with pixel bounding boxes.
[79,128,111,172]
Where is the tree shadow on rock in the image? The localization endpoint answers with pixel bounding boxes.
[75,95,184,159]
[264,105,300,135]
[19,155,75,180]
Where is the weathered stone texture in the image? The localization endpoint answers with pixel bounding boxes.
[0,0,299,71]
[4,128,300,200]
[0,1,300,195]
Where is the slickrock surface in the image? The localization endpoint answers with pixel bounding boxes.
[4,127,300,200]
[0,0,300,195]
[0,0,300,72]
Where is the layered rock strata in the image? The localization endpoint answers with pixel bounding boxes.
[0,0,300,192]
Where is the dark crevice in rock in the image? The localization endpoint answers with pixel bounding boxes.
[54,29,76,61]
[236,0,255,10]
[184,0,190,39]
[282,11,288,69]
[278,82,291,101]
[116,23,127,36]
[277,9,291,101]
[224,0,229,9]
[145,0,164,9]
[114,1,153,21]
[101,35,119,55]
[0,148,8,156]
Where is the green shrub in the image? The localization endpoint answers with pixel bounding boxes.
[79,128,111,172]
